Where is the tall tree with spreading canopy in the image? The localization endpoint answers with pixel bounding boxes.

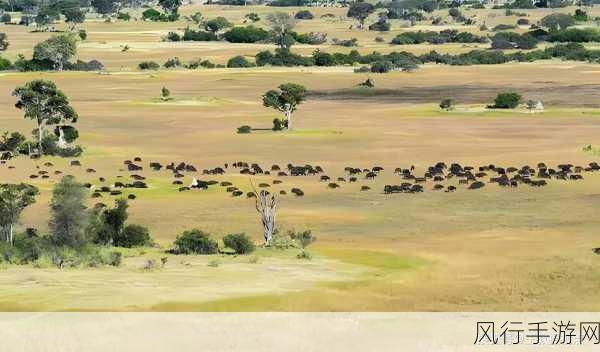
[266,12,297,50]
[0,183,39,244]
[13,79,78,155]
[347,1,375,29]
[32,34,77,71]
[262,83,307,131]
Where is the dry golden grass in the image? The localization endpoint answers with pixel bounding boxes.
[1,5,600,311]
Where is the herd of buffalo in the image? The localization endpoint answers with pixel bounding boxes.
[2,157,600,200]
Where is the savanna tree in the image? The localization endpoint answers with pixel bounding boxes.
[13,79,78,155]
[266,12,297,50]
[49,176,89,247]
[32,34,77,70]
[347,1,375,29]
[0,183,39,244]
[262,83,307,131]
[204,16,232,34]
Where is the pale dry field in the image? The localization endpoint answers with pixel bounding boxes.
[0,5,600,311]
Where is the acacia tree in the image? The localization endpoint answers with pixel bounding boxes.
[262,83,307,131]
[0,183,39,244]
[347,1,375,29]
[266,12,297,50]
[13,79,78,155]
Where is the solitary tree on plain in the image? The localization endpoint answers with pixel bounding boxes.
[13,79,79,155]
[347,2,375,29]
[251,182,278,244]
[262,83,307,131]
[0,183,39,244]
[266,12,297,51]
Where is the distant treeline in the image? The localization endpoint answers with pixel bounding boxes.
[253,43,600,69]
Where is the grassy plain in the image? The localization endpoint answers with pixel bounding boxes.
[1,5,600,311]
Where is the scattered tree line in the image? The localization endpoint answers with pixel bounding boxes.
[0,33,103,72]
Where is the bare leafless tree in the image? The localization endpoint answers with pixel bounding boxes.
[251,180,278,244]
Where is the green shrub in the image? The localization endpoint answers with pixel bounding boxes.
[0,56,12,71]
[173,229,218,254]
[116,224,151,248]
[0,13,11,23]
[227,55,255,68]
[288,229,316,248]
[224,26,268,43]
[294,10,313,20]
[222,233,255,254]
[492,92,521,109]
[166,31,181,42]
[182,28,218,41]
[297,250,312,260]
[163,57,181,68]
[371,60,393,73]
[272,118,286,131]
[237,125,252,134]
[117,12,131,21]
[440,98,454,110]
[268,231,297,249]
[138,61,160,70]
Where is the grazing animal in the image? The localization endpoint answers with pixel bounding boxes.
[361,186,370,191]
[446,186,456,192]
[273,180,283,184]
[279,190,287,195]
[433,184,444,190]
[247,192,256,198]
[291,188,304,196]
[320,175,330,182]
[232,191,243,197]
[328,183,340,189]
[70,160,81,166]
[468,181,485,190]
[365,172,377,179]
[178,187,190,192]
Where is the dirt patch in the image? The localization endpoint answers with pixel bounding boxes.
[308,84,600,107]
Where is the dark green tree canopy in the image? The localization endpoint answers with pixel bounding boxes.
[347,2,375,27]
[262,83,307,130]
[13,79,78,153]
[32,34,78,70]
[158,0,182,13]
